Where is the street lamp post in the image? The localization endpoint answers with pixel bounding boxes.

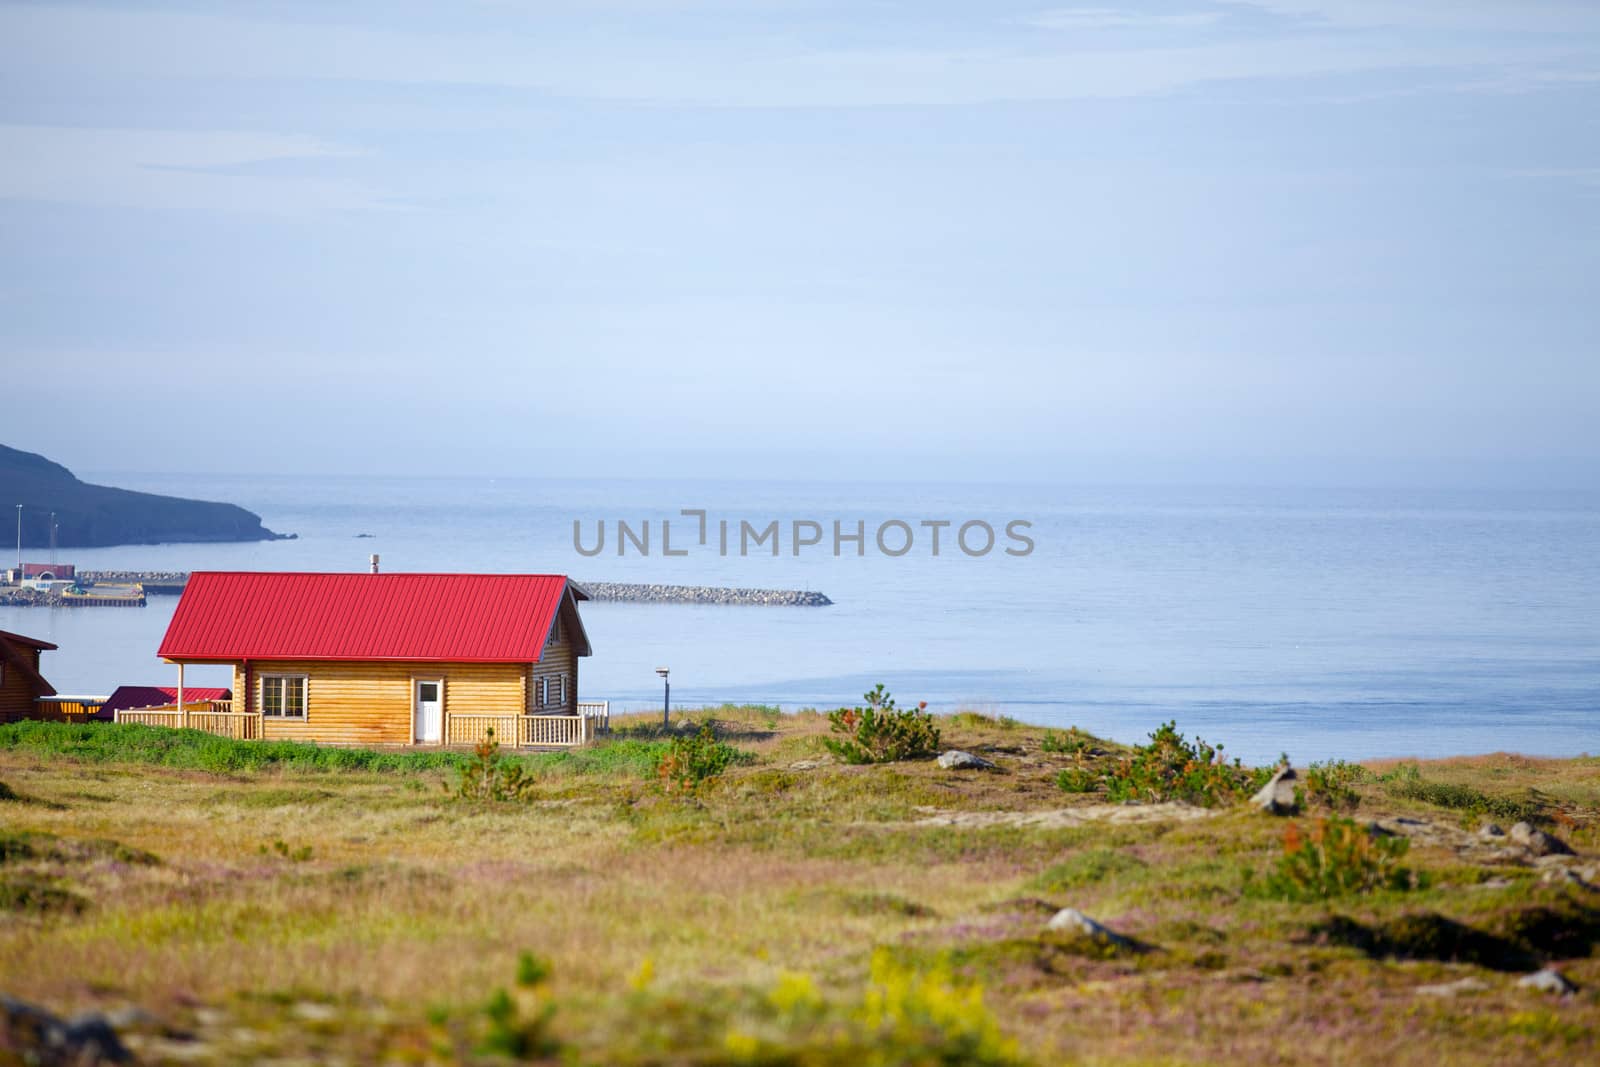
[655,667,670,729]
[14,504,21,580]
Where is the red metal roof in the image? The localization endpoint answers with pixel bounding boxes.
[158,572,578,663]
[103,686,231,714]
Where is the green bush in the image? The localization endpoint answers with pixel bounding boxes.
[1304,760,1366,810]
[1101,721,1266,807]
[1379,763,1543,822]
[825,685,942,765]
[1253,816,1419,901]
[1041,728,1092,756]
[1054,768,1098,794]
[480,952,559,1059]
[454,728,537,802]
[656,725,744,794]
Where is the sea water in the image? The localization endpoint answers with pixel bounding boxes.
[3,473,1596,764]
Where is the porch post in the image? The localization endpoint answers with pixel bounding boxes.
[177,662,186,728]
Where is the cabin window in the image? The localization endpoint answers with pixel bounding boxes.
[261,675,308,719]
[549,674,566,707]
[546,615,563,646]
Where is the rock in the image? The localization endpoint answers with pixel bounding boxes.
[1510,822,1573,857]
[936,750,997,771]
[1250,765,1299,815]
[0,996,132,1065]
[291,1001,339,1022]
[1045,908,1137,950]
[1517,968,1577,995]
[788,759,825,771]
[1416,977,1491,997]
[1479,822,1506,840]
[1542,867,1596,891]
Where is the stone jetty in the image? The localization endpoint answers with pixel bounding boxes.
[575,581,831,607]
[78,572,832,607]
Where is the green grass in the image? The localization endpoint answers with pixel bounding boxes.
[3,718,1599,1066]
[1029,848,1149,893]
[1378,763,1546,822]
[0,721,673,780]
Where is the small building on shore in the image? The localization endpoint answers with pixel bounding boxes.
[21,562,75,582]
[0,629,57,723]
[150,571,595,747]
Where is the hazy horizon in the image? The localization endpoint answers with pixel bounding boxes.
[3,1,1597,490]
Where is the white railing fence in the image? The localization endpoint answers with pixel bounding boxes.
[520,714,588,748]
[114,703,262,740]
[577,700,610,734]
[446,713,520,748]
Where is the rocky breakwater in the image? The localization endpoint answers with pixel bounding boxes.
[576,582,832,606]
[76,572,832,607]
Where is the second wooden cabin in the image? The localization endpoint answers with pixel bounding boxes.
[146,569,596,747]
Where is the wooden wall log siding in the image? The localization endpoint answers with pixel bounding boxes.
[527,639,577,716]
[227,659,528,746]
[0,646,46,723]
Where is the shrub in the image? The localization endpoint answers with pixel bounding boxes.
[1102,721,1265,807]
[480,952,559,1059]
[852,947,1020,1065]
[656,725,743,794]
[1254,816,1419,901]
[1054,768,1098,794]
[1379,763,1543,822]
[825,685,942,765]
[454,729,536,803]
[1304,760,1366,810]
[1041,728,1092,756]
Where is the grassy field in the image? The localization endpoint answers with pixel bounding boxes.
[2,709,1598,1064]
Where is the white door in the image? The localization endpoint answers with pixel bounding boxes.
[413,679,443,743]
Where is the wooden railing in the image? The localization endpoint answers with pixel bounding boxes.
[519,714,588,748]
[186,711,262,740]
[115,703,261,740]
[446,713,520,747]
[577,700,610,734]
[115,708,185,729]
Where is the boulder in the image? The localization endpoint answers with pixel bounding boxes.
[1250,765,1299,815]
[1415,977,1490,997]
[1517,968,1577,995]
[1478,822,1506,840]
[1046,908,1137,950]
[0,996,131,1065]
[1510,822,1573,857]
[936,750,997,771]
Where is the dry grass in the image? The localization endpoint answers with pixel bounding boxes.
[2,710,1598,1064]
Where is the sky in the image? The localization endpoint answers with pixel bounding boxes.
[1,1,1597,488]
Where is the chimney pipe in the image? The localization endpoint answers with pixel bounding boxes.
[370,554,380,574]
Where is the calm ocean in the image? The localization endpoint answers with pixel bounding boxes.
[4,473,1597,764]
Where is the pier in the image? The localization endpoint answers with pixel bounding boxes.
[79,571,832,607]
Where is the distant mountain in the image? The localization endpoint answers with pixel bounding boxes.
[0,445,288,548]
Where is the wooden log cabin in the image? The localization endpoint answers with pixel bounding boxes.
[147,571,597,747]
[0,629,58,723]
